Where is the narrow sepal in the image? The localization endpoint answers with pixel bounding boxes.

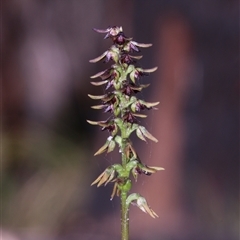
[86,120,114,129]
[130,84,150,92]
[126,194,158,218]
[140,165,165,174]
[94,142,109,156]
[93,27,111,33]
[94,137,116,156]
[90,80,108,86]
[91,167,116,187]
[89,51,107,63]
[110,181,121,200]
[131,41,153,48]
[107,140,116,153]
[129,55,143,60]
[136,197,159,218]
[140,100,160,109]
[91,171,106,186]
[139,126,158,143]
[91,105,105,110]
[86,120,100,125]
[136,128,147,142]
[132,113,147,118]
[90,70,109,79]
[139,66,158,73]
[130,70,136,83]
[88,94,107,100]
[124,142,137,160]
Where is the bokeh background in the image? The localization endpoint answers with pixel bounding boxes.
[2,1,239,240]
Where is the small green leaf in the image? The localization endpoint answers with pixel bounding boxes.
[126,193,140,205]
[126,160,138,172]
[113,164,123,173]
[126,64,135,75]
[114,135,122,147]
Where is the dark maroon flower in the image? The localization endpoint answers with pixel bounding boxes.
[120,53,142,64]
[123,112,137,123]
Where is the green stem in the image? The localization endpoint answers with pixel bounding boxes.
[121,191,129,240]
[120,137,129,240]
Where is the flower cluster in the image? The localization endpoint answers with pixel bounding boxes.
[88,26,164,218]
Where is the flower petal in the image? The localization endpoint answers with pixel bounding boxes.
[91,171,105,186]
[147,166,165,171]
[93,27,111,33]
[110,182,118,200]
[90,80,108,86]
[131,84,150,92]
[136,197,159,218]
[131,41,153,48]
[139,126,158,143]
[136,128,146,142]
[132,113,147,118]
[89,51,108,63]
[91,105,105,110]
[90,70,109,79]
[94,142,109,156]
[86,120,100,125]
[107,140,116,153]
[141,101,160,109]
[88,94,107,100]
[139,66,158,73]
[129,55,143,60]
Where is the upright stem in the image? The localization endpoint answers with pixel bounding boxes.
[121,191,129,240]
[121,137,129,240]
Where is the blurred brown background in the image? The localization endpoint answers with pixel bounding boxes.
[2,1,239,240]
